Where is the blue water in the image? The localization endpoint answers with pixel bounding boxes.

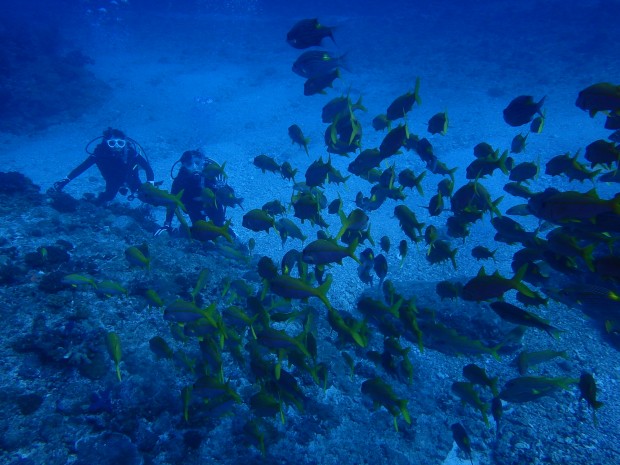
[1,1,619,464]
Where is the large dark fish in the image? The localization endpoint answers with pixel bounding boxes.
[576,82,620,116]
[503,95,546,127]
[287,18,336,49]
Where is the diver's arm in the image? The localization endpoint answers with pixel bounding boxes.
[135,155,155,182]
[66,156,97,181]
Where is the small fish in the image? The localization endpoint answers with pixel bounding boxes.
[304,68,341,96]
[144,289,164,307]
[490,301,563,338]
[509,161,539,183]
[361,376,411,431]
[106,332,122,381]
[96,280,128,297]
[380,235,391,254]
[451,381,490,427]
[514,350,569,375]
[149,336,174,360]
[510,133,528,153]
[302,238,360,266]
[288,124,310,155]
[62,273,97,289]
[292,50,345,78]
[451,423,474,465]
[280,161,298,181]
[398,169,426,195]
[463,363,499,396]
[254,154,281,174]
[578,372,604,425]
[435,280,462,300]
[471,246,496,261]
[491,397,503,436]
[286,18,336,49]
[257,200,285,218]
[499,376,578,403]
[372,114,391,131]
[125,243,150,270]
[398,240,408,267]
[530,113,545,133]
[242,209,276,234]
[427,111,448,135]
[373,253,388,286]
[191,219,233,243]
[386,78,421,121]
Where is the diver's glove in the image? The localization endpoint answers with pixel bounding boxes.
[154,222,172,237]
[213,174,227,189]
[52,178,70,192]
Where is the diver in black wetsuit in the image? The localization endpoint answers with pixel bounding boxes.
[52,127,154,204]
[154,149,228,236]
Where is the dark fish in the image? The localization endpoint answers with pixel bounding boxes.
[261,200,287,216]
[435,280,462,300]
[509,161,539,183]
[304,68,341,96]
[275,218,307,245]
[357,248,375,285]
[473,142,496,158]
[575,82,620,116]
[305,156,331,187]
[427,111,448,135]
[427,193,444,217]
[398,169,426,195]
[372,114,391,131]
[503,182,534,199]
[463,363,499,396]
[302,239,360,266]
[280,161,298,181]
[462,265,535,302]
[373,253,388,285]
[242,209,275,233]
[348,149,383,177]
[287,18,336,49]
[490,301,563,338]
[437,178,454,198]
[394,205,425,242]
[471,246,496,261]
[451,423,474,465]
[499,376,578,403]
[578,372,604,425]
[398,240,408,267]
[322,95,366,123]
[426,239,457,269]
[379,124,409,159]
[380,235,391,254]
[514,350,568,375]
[292,50,345,78]
[491,397,503,436]
[254,154,281,174]
[288,124,310,155]
[503,95,546,127]
[510,133,528,153]
[328,197,342,215]
[386,78,421,121]
[584,139,620,168]
[361,377,411,431]
[530,114,545,133]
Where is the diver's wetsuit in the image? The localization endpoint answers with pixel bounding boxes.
[165,164,226,227]
[66,143,154,202]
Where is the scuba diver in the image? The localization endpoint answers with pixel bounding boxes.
[154,149,232,236]
[51,127,154,203]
